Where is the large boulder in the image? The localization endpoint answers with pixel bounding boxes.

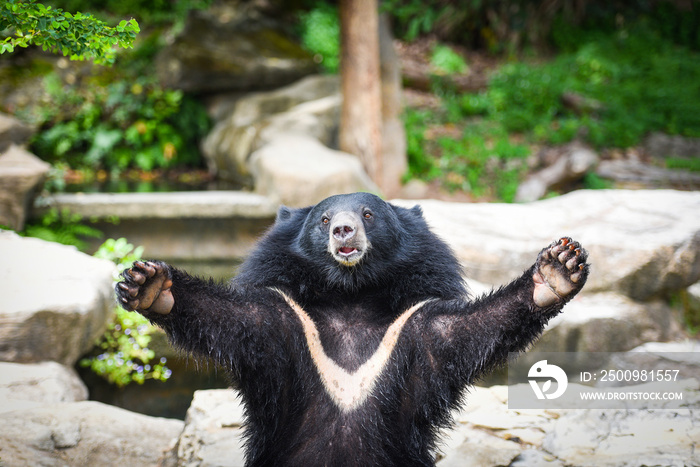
[157,5,316,94]
[0,401,184,466]
[169,380,700,467]
[0,231,115,366]
[644,132,700,159]
[0,112,34,151]
[34,191,278,262]
[250,136,379,207]
[0,144,50,230]
[533,292,683,353]
[447,381,700,467]
[201,74,341,186]
[169,389,247,467]
[201,73,378,207]
[0,361,88,414]
[394,189,700,301]
[541,390,700,467]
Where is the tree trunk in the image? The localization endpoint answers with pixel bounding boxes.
[339,0,383,189]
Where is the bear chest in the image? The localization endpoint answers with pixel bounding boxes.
[276,290,429,412]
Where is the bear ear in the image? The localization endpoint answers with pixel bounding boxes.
[276,206,293,222]
[410,205,424,218]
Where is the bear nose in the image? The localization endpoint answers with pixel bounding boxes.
[330,212,358,242]
[333,224,355,241]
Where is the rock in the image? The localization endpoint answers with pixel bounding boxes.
[0,361,88,414]
[644,132,700,159]
[398,178,430,199]
[201,74,341,186]
[542,394,700,467]
[533,292,683,353]
[437,427,522,467]
[0,231,115,366]
[515,143,599,202]
[0,144,50,230]
[173,389,247,467]
[207,74,340,126]
[34,191,278,261]
[35,191,278,220]
[170,378,700,467]
[250,135,379,207]
[596,159,700,190]
[561,92,605,115]
[437,380,700,467]
[393,189,700,301]
[598,340,700,387]
[200,73,379,206]
[156,5,316,94]
[0,112,34,151]
[0,401,184,466]
[438,382,700,467]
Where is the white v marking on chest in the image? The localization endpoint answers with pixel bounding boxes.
[273,289,430,412]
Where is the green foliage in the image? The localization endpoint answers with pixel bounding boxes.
[430,43,467,75]
[382,0,464,43]
[297,3,340,73]
[666,157,700,172]
[481,27,700,147]
[0,0,139,65]
[385,0,699,53]
[49,0,213,26]
[30,73,210,173]
[669,290,700,336]
[81,238,172,387]
[582,172,612,190]
[404,106,529,201]
[405,25,700,201]
[403,108,439,181]
[21,207,102,250]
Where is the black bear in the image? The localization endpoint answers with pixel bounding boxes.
[116,192,588,466]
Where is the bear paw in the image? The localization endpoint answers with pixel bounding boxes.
[533,237,589,308]
[116,261,174,315]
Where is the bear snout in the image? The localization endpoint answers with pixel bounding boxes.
[328,211,369,266]
[330,212,360,241]
[333,224,356,241]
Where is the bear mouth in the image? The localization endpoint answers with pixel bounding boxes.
[338,247,358,256]
[333,246,364,266]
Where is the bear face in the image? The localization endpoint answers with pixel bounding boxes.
[297,193,404,287]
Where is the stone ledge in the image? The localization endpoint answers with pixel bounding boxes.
[34,190,279,220]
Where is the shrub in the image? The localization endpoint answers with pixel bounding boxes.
[30,72,210,175]
[81,238,172,387]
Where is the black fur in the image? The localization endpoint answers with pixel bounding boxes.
[115,192,588,466]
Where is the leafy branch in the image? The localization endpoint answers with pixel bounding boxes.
[82,238,172,387]
[0,0,139,65]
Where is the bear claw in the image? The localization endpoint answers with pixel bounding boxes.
[532,237,589,308]
[116,260,174,315]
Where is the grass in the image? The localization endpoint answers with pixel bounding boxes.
[405,23,700,201]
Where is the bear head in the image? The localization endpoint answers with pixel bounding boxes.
[236,192,466,304]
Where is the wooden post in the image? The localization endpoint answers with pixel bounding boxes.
[339,0,383,190]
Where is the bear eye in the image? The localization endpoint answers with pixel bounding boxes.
[321,216,330,225]
[363,210,373,220]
